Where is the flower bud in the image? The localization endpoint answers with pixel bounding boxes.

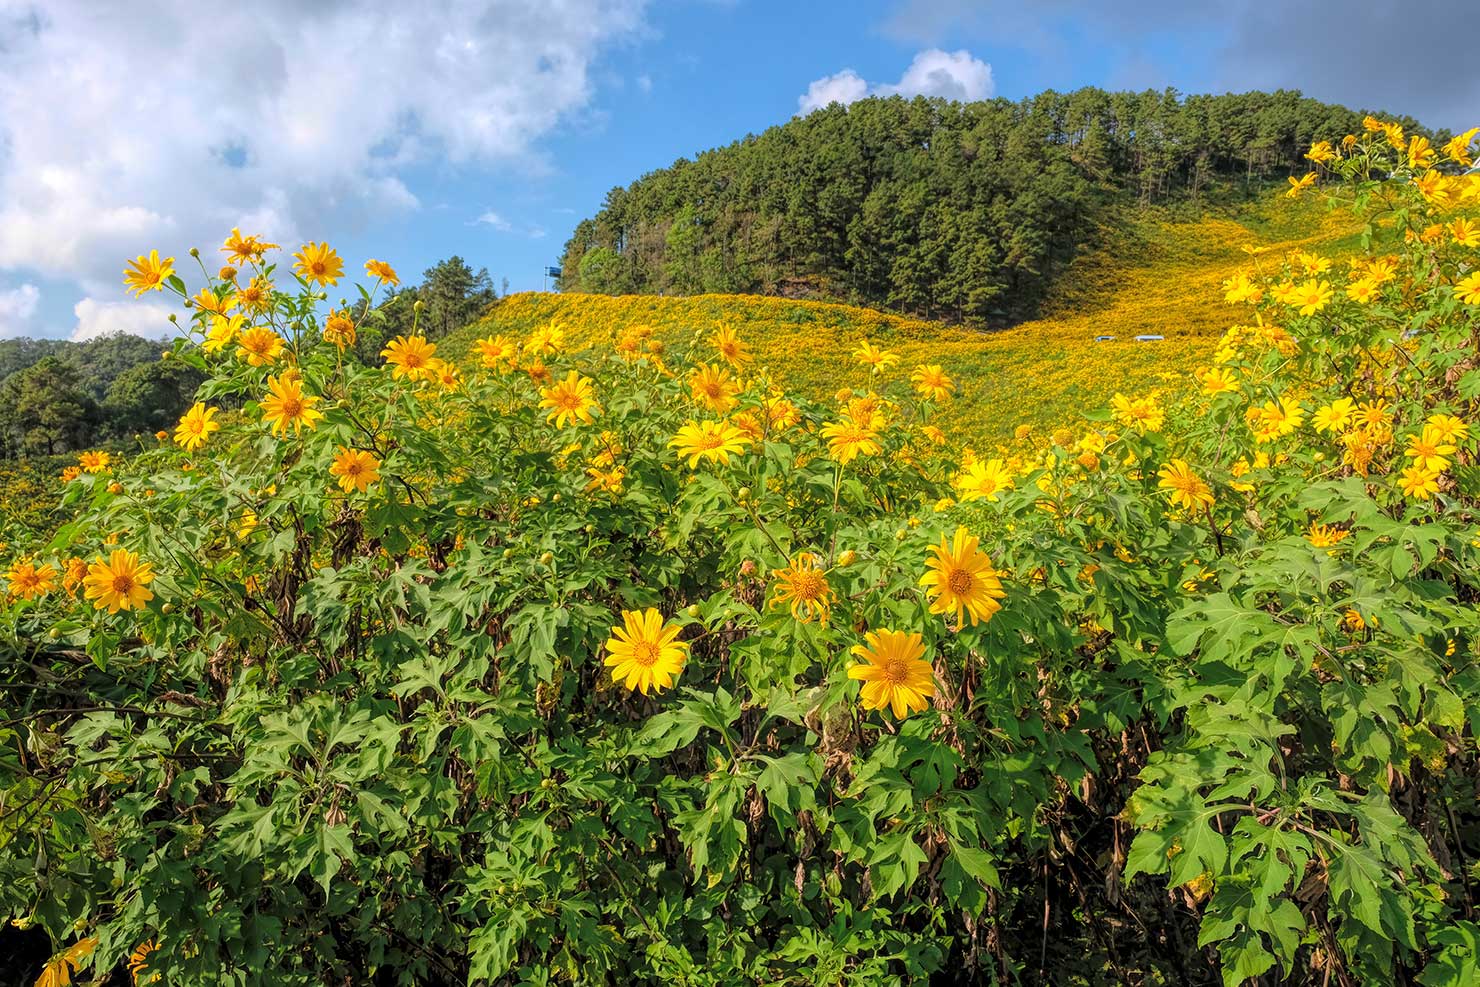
[539,551,554,566]
[837,550,857,567]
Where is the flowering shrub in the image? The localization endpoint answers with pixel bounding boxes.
[3,122,1480,986]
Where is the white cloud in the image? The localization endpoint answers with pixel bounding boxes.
[0,283,41,337]
[71,297,176,342]
[0,0,648,315]
[798,49,994,114]
[798,70,870,114]
[475,211,514,231]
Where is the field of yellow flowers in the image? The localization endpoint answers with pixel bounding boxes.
[3,122,1480,987]
[445,199,1360,446]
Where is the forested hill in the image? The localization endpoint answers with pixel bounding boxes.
[558,88,1429,325]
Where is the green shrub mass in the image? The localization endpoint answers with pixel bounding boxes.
[560,89,1430,326]
[3,120,1480,986]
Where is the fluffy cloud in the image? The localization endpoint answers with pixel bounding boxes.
[798,50,994,114]
[798,70,870,114]
[71,297,176,343]
[0,0,648,335]
[0,283,41,338]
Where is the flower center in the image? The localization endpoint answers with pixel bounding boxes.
[696,432,725,451]
[881,658,910,685]
[792,570,824,600]
[632,641,661,667]
[947,569,973,595]
[281,397,303,418]
[112,574,134,595]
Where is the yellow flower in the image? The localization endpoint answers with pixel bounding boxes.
[911,364,955,402]
[221,228,278,265]
[1355,400,1393,437]
[710,324,751,367]
[1305,140,1337,165]
[1426,414,1470,444]
[1246,398,1304,443]
[190,286,234,316]
[1399,464,1441,500]
[203,314,243,354]
[6,559,57,600]
[1293,251,1331,276]
[920,424,946,445]
[1013,424,1032,440]
[364,259,399,285]
[585,465,626,494]
[292,241,344,286]
[955,458,1013,502]
[820,417,881,464]
[61,556,88,594]
[603,607,687,695]
[123,250,174,296]
[1345,278,1380,305]
[847,628,935,719]
[474,334,518,369]
[1157,459,1214,511]
[1198,366,1238,396]
[232,276,274,313]
[381,335,437,380]
[60,465,81,483]
[236,326,284,366]
[330,447,381,493]
[1407,135,1436,170]
[1443,127,1478,165]
[237,511,258,539]
[430,358,460,390]
[173,402,221,452]
[323,310,356,351]
[1285,172,1317,198]
[669,420,750,468]
[79,450,111,473]
[259,373,324,436]
[769,552,833,623]
[1111,393,1165,432]
[689,363,740,414]
[83,549,155,613]
[1306,524,1350,549]
[35,938,98,987]
[539,371,600,427]
[128,939,162,985]
[853,340,900,372]
[1291,279,1332,316]
[919,526,1005,628]
[1451,218,1480,248]
[1414,171,1457,207]
[1456,272,1480,306]
[525,323,566,355]
[1221,272,1263,304]
[1311,398,1354,434]
[1406,425,1456,472]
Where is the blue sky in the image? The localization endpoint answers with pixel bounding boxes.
[0,0,1473,341]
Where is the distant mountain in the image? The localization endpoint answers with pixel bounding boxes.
[558,88,1431,327]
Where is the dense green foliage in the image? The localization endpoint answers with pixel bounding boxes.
[4,118,1480,987]
[560,88,1427,324]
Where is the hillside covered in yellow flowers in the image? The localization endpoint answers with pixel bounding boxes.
[449,199,1360,443]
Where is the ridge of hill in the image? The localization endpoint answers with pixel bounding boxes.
[451,198,1360,444]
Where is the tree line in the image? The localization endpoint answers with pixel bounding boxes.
[559,88,1432,325]
[0,257,500,459]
